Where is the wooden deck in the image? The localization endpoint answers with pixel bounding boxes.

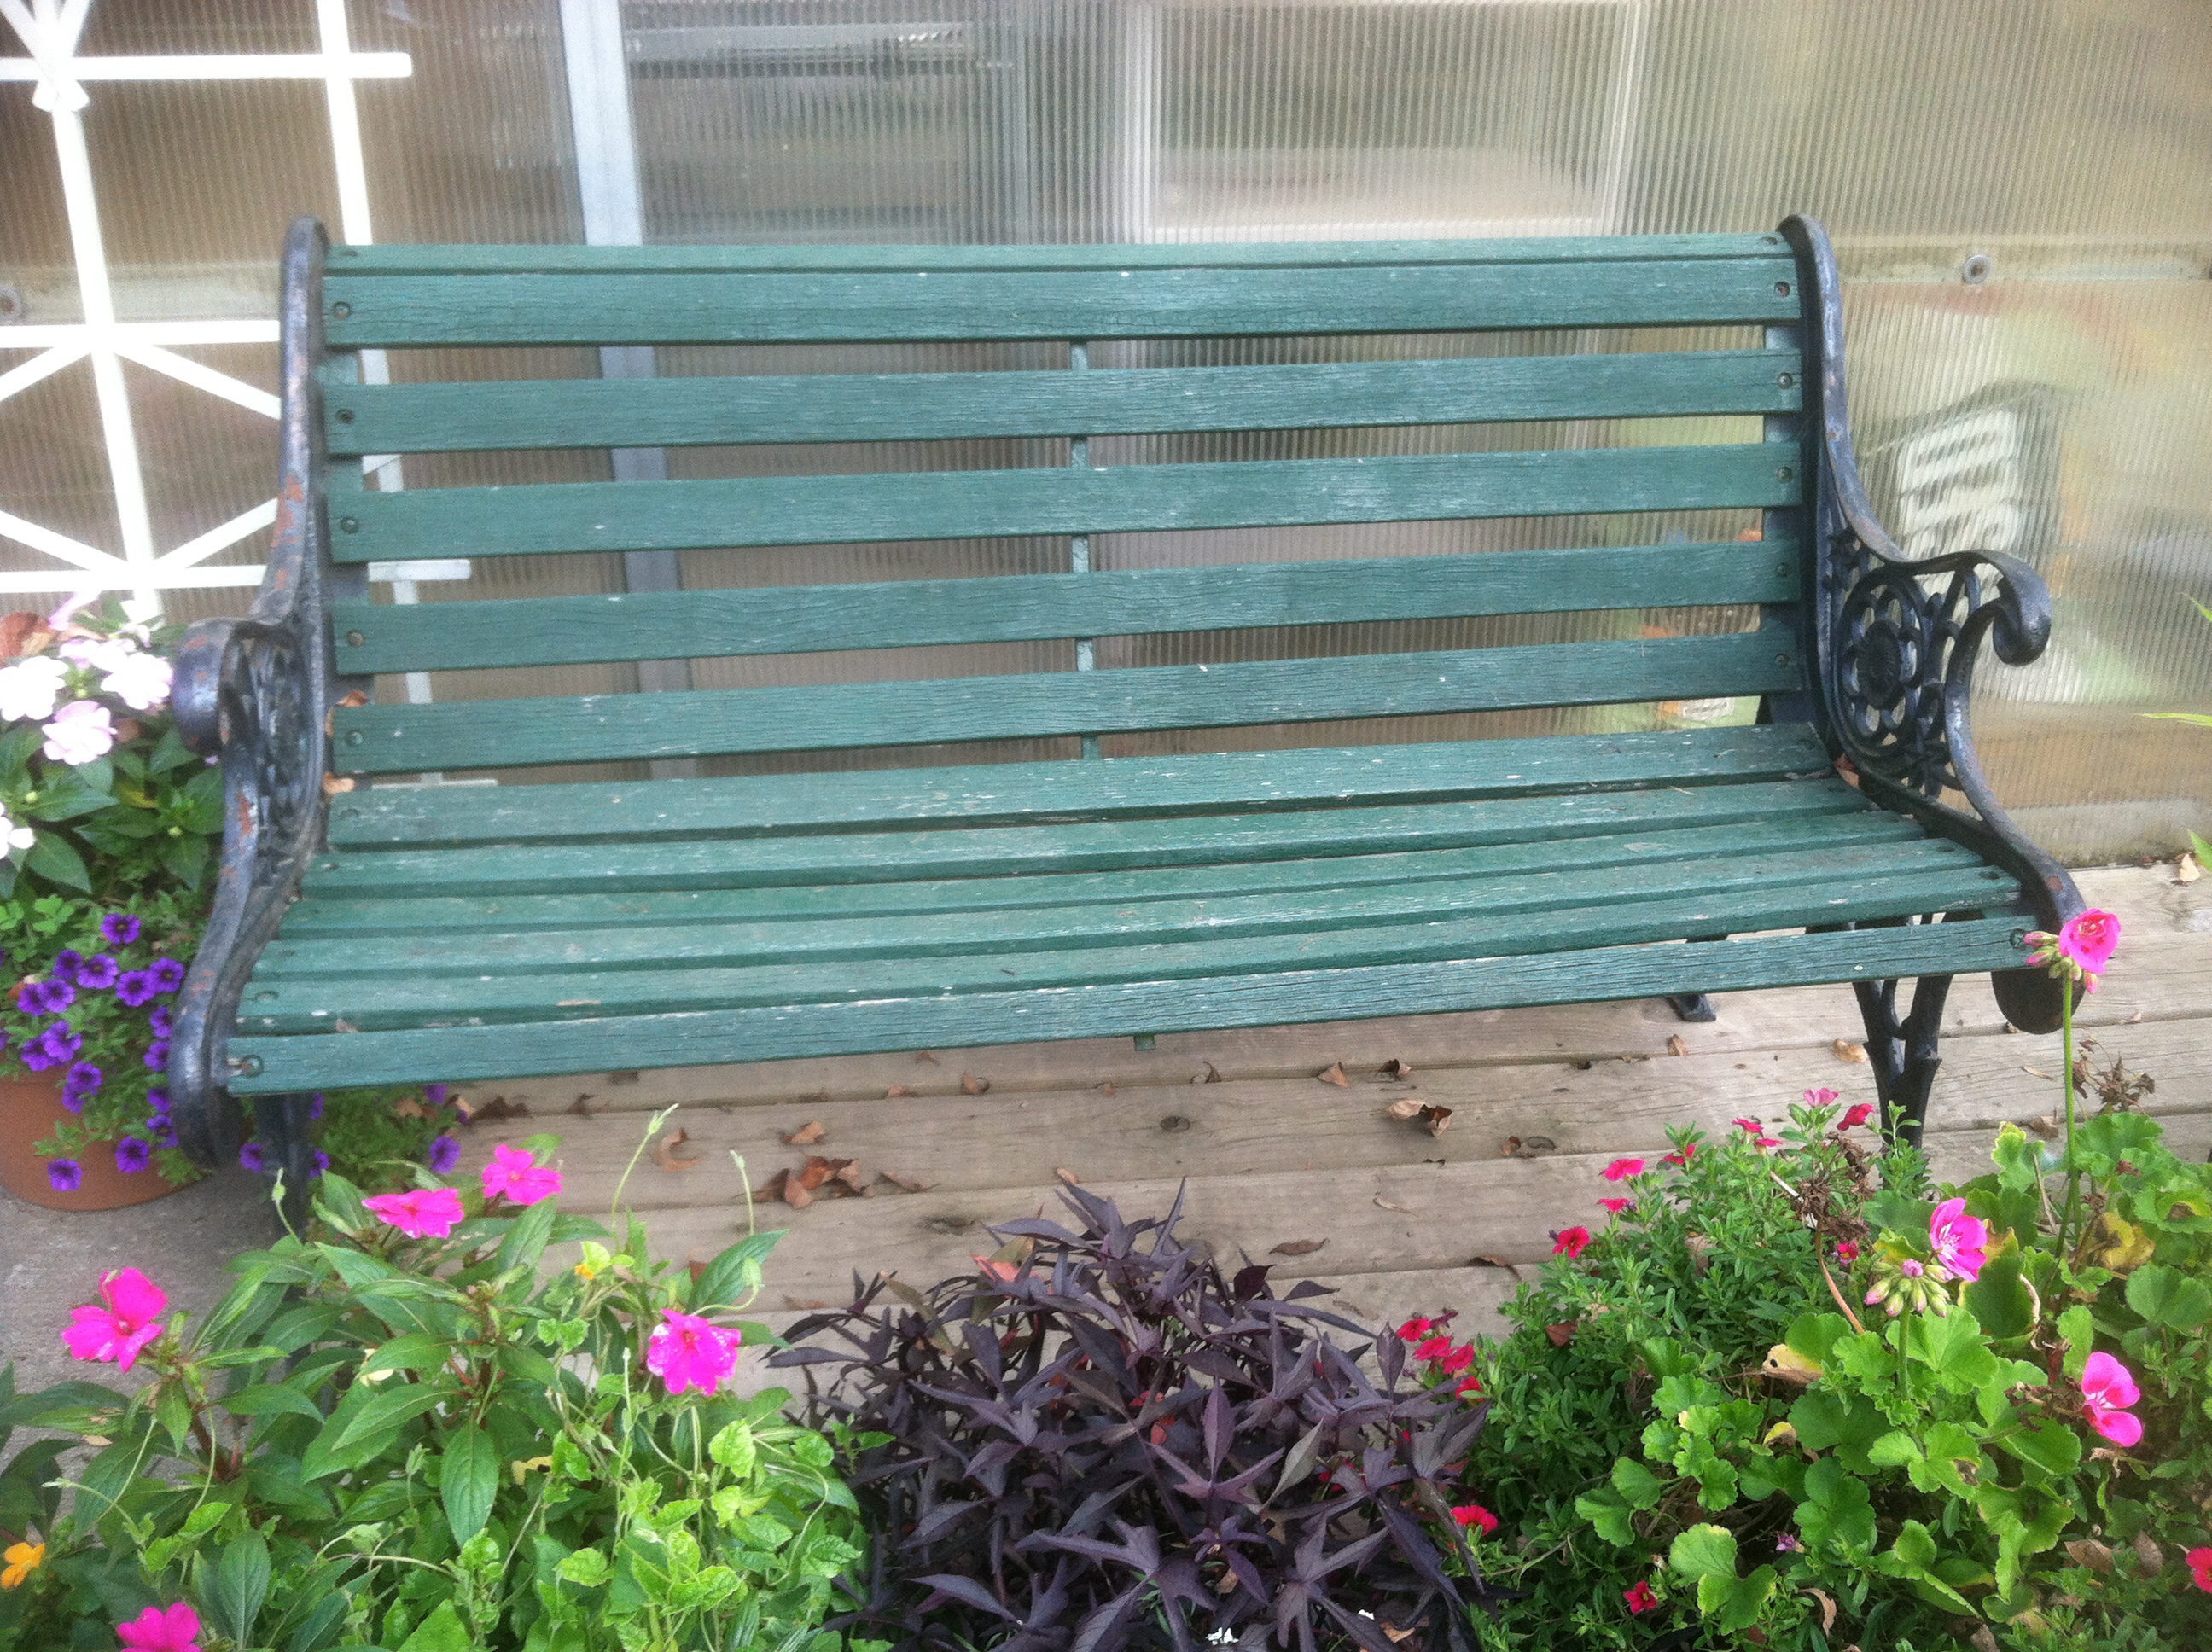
[460,864,2210,1343]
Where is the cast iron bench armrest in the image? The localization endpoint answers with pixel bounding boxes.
[167,218,358,1170]
[1784,215,2081,1033]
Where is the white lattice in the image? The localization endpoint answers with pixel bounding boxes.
[0,0,410,607]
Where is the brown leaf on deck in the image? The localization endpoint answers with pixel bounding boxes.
[914,1050,939,1065]
[1373,1194,1411,1213]
[321,774,356,795]
[885,1085,917,1098]
[1468,1254,1512,1269]
[784,1179,815,1209]
[879,1170,933,1194]
[1054,1166,1080,1185]
[1383,1097,1424,1121]
[458,1096,526,1123]
[1316,1062,1350,1088]
[1545,1322,1577,1347]
[651,1128,701,1172]
[782,1120,826,1146]
[1192,1062,1222,1084]
[566,1096,595,1117]
[1380,1057,1415,1081]
[2028,1113,2061,1138]
[1665,1034,1690,1057]
[1831,1038,1869,1064]
[1098,1082,1117,1096]
[960,1072,991,1095]
[783,1295,835,1311]
[754,1167,790,1202]
[1269,1238,1326,1256]
[795,1155,844,1192]
[1504,1134,1556,1160]
[833,1160,867,1192]
[1420,1104,1453,1138]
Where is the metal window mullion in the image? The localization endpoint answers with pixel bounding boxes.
[1069,340,1100,759]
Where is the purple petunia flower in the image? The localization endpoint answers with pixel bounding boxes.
[239,1141,264,1172]
[24,1022,82,1070]
[101,912,142,946]
[148,957,184,992]
[149,1005,173,1038]
[146,1085,168,1112]
[114,1137,151,1174]
[50,950,84,986]
[75,953,119,990]
[310,1149,329,1178]
[145,1113,176,1147]
[47,1158,83,1192]
[144,1038,170,1071]
[21,978,73,1015]
[59,1085,84,1113]
[62,1060,102,1098]
[424,1084,449,1110]
[308,1091,325,1120]
[427,1134,462,1175]
[114,969,157,1008]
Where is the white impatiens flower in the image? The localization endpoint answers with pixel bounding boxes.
[102,647,172,713]
[41,698,116,765]
[0,807,32,854]
[0,656,69,724]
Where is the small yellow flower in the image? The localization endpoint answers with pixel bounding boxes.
[574,1259,600,1280]
[1,1539,44,1589]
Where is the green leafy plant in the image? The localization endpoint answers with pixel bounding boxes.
[2140,595,2210,870]
[0,1115,872,1652]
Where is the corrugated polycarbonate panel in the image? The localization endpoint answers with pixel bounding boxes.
[0,0,2206,857]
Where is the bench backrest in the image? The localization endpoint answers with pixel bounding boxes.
[315,235,1811,783]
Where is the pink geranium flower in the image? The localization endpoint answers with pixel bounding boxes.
[481,1142,562,1207]
[1930,1198,1988,1283]
[363,1186,465,1239]
[61,1268,167,1371]
[645,1307,742,1396]
[2081,1352,2143,1446]
[1452,1504,1499,1535]
[1552,1226,1592,1259]
[1838,1102,1875,1130]
[1601,1157,1644,1183]
[2060,910,2121,977]
[117,1602,201,1651]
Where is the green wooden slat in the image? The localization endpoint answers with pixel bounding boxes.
[328,724,1836,849]
[257,839,1988,984]
[323,350,1802,455]
[283,811,1918,938]
[328,234,1791,276]
[329,445,1799,562]
[323,259,1801,348]
[331,632,1802,772]
[307,777,1866,899]
[329,541,1802,674]
[225,916,2029,1090]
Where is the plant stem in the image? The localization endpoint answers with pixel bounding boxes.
[2058,980,2080,1249]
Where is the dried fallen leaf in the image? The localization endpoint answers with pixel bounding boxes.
[332,1017,360,1034]
[783,1295,835,1311]
[784,1178,814,1210]
[2133,1531,2165,1575]
[796,1155,853,1193]
[1832,1038,1869,1064]
[754,1167,789,1201]
[1373,1194,1412,1213]
[1802,1588,1837,1632]
[1420,1103,1453,1138]
[1270,1238,1327,1257]
[885,1084,917,1098]
[457,1095,527,1124]
[2177,852,2202,883]
[2065,1539,2116,1575]
[1193,1062,1223,1084]
[1665,1033,1690,1057]
[392,1095,428,1120]
[0,610,54,659]
[651,1128,701,1172]
[1099,1082,1118,1096]
[1685,1233,1714,1274]
[960,1072,991,1095]
[1316,1062,1350,1088]
[566,1096,595,1117]
[2125,1010,2145,1024]
[833,1160,867,1192]
[2028,1113,2062,1139]
[1969,1630,1999,1652]
[1054,1166,1080,1185]
[2021,1066,2053,1080]
[1384,1097,1424,1121]
[914,1050,939,1065]
[1507,1134,1557,1160]
[1545,1322,1577,1347]
[782,1120,826,1146]
[1380,1057,1414,1081]
[1468,1254,1513,1269]
[879,1170,934,1193]
[321,773,356,795]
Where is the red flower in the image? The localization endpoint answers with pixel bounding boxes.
[1455,1375,1483,1398]
[1601,1156,1644,1183]
[1625,1579,1659,1614]
[1598,1196,1633,1214]
[1414,1335,1453,1363]
[1662,1142,1697,1166]
[1732,1117,1763,1134]
[1552,1226,1592,1259]
[1439,1343,1476,1375]
[1396,1316,1434,1343]
[1452,1504,1499,1536]
[1834,1239,1860,1262]
[2187,1546,2212,1592]
[1839,1102,1875,1130]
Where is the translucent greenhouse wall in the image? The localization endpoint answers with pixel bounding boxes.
[1,0,2207,861]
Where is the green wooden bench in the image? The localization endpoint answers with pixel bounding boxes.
[168,215,2082,1189]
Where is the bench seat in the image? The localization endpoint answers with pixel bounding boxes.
[168,217,2082,1187]
[224,725,2025,1091]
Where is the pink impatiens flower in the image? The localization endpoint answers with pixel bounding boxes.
[481,1142,562,1207]
[116,1601,201,1651]
[1452,1504,1499,1535]
[62,1268,168,1371]
[646,1307,742,1396]
[1930,1198,1988,1283]
[363,1186,465,1239]
[41,698,115,765]
[2080,1352,2143,1447]
[1601,1157,1644,1183]
[1552,1226,1592,1259]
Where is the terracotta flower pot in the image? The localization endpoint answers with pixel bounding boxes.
[0,1072,179,1211]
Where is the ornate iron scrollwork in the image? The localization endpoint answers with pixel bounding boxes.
[167,218,364,1178]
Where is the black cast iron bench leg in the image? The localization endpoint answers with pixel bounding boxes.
[1854,973,1953,1149]
[254,1093,320,1229]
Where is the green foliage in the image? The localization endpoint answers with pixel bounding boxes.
[0,1127,868,1652]
[1462,1090,2212,1651]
